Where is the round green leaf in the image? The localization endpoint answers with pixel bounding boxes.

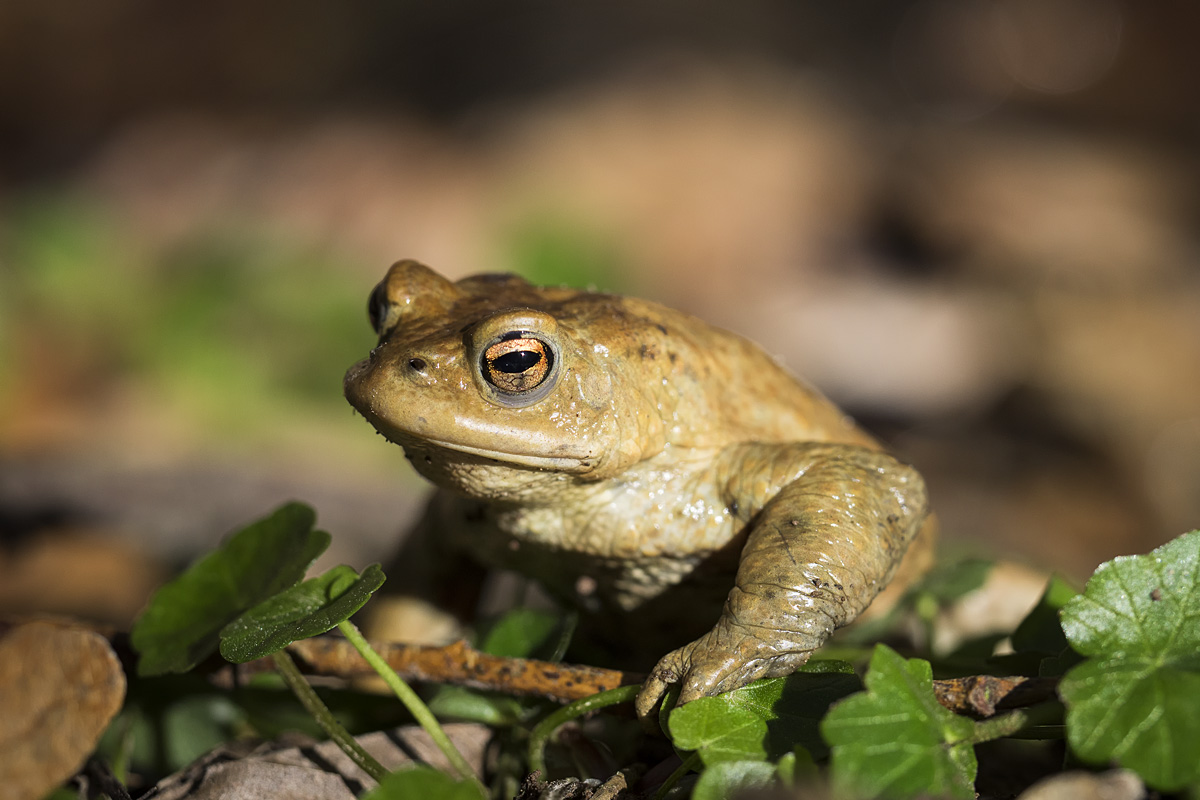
[821,645,978,800]
[131,502,330,676]
[219,563,387,663]
[1059,530,1200,791]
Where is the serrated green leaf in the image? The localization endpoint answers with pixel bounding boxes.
[669,699,768,765]
[1059,530,1200,791]
[218,563,386,662]
[691,759,777,800]
[364,765,482,800]
[131,502,329,675]
[821,645,977,800]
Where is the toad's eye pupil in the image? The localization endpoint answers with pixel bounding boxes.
[481,335,554,396]
[492,350,541,373]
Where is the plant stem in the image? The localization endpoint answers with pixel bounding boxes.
[527,684,641,776]
[337,620,485,795]
[970,702,1065,745]
[652,752,701,800]
[270,649,389,783]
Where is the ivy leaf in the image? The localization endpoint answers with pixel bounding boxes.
[1059,530,1200,791]
[363,765,481,800]
[132,502,330,676]
[821,645,977,800]
[690,760,777,800]
[669,699,767,765]
[668,663,860,765]
[219,563,386,663]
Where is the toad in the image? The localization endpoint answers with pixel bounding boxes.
[344,260,933,716]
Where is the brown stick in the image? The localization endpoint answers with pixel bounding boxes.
[284,636,1056,717]
[288,637,642,705]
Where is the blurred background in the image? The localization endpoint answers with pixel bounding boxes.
[1,0,1198,628]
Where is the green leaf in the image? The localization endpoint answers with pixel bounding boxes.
[669,699,768,765]
[426,686,528,726]
[775,746,817,787]
[1012,574,1079,655]
[363,765,482,800]
[913,558,994,604]
[691,760,777,800]
[131,502,330,675]
[478,608,564,659]
[1059,530,1200,791]
[821,645,978,800]
[219,563,386,663]
[668,664,860,764]
[733,668,861,761]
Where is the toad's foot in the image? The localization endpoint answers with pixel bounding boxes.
[634,616,817,717]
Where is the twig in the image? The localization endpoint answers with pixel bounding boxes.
[287,636,641,704]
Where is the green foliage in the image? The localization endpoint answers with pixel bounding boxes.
[690,760,777,800]
[1011,574,1078,655]
[219,563,386,663]
[912,557,995,605]
[668,663,859,767]
[1,197,376,449]
[363,766,483,800]
[669,701,769,766]
[822,646,979,800]
[131,502,330,675]
[1059,530,1200,791]
[502,213,627,292]
[122,499,1200,799]
[476,607,566,660]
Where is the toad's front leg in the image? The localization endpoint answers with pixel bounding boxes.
[635,443,929,717]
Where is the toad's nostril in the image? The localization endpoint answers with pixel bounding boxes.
[408,357,428,372]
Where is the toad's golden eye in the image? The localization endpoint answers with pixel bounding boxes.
[482,335,553,394]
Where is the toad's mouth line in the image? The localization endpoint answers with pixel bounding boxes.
[415,436,592,472]
[373,423,595,473]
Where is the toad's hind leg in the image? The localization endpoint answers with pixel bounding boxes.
[634,443,929,717]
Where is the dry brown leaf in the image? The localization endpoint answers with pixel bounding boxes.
[0,620,127,800]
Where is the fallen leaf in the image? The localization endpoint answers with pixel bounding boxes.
[0,620,127,800]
